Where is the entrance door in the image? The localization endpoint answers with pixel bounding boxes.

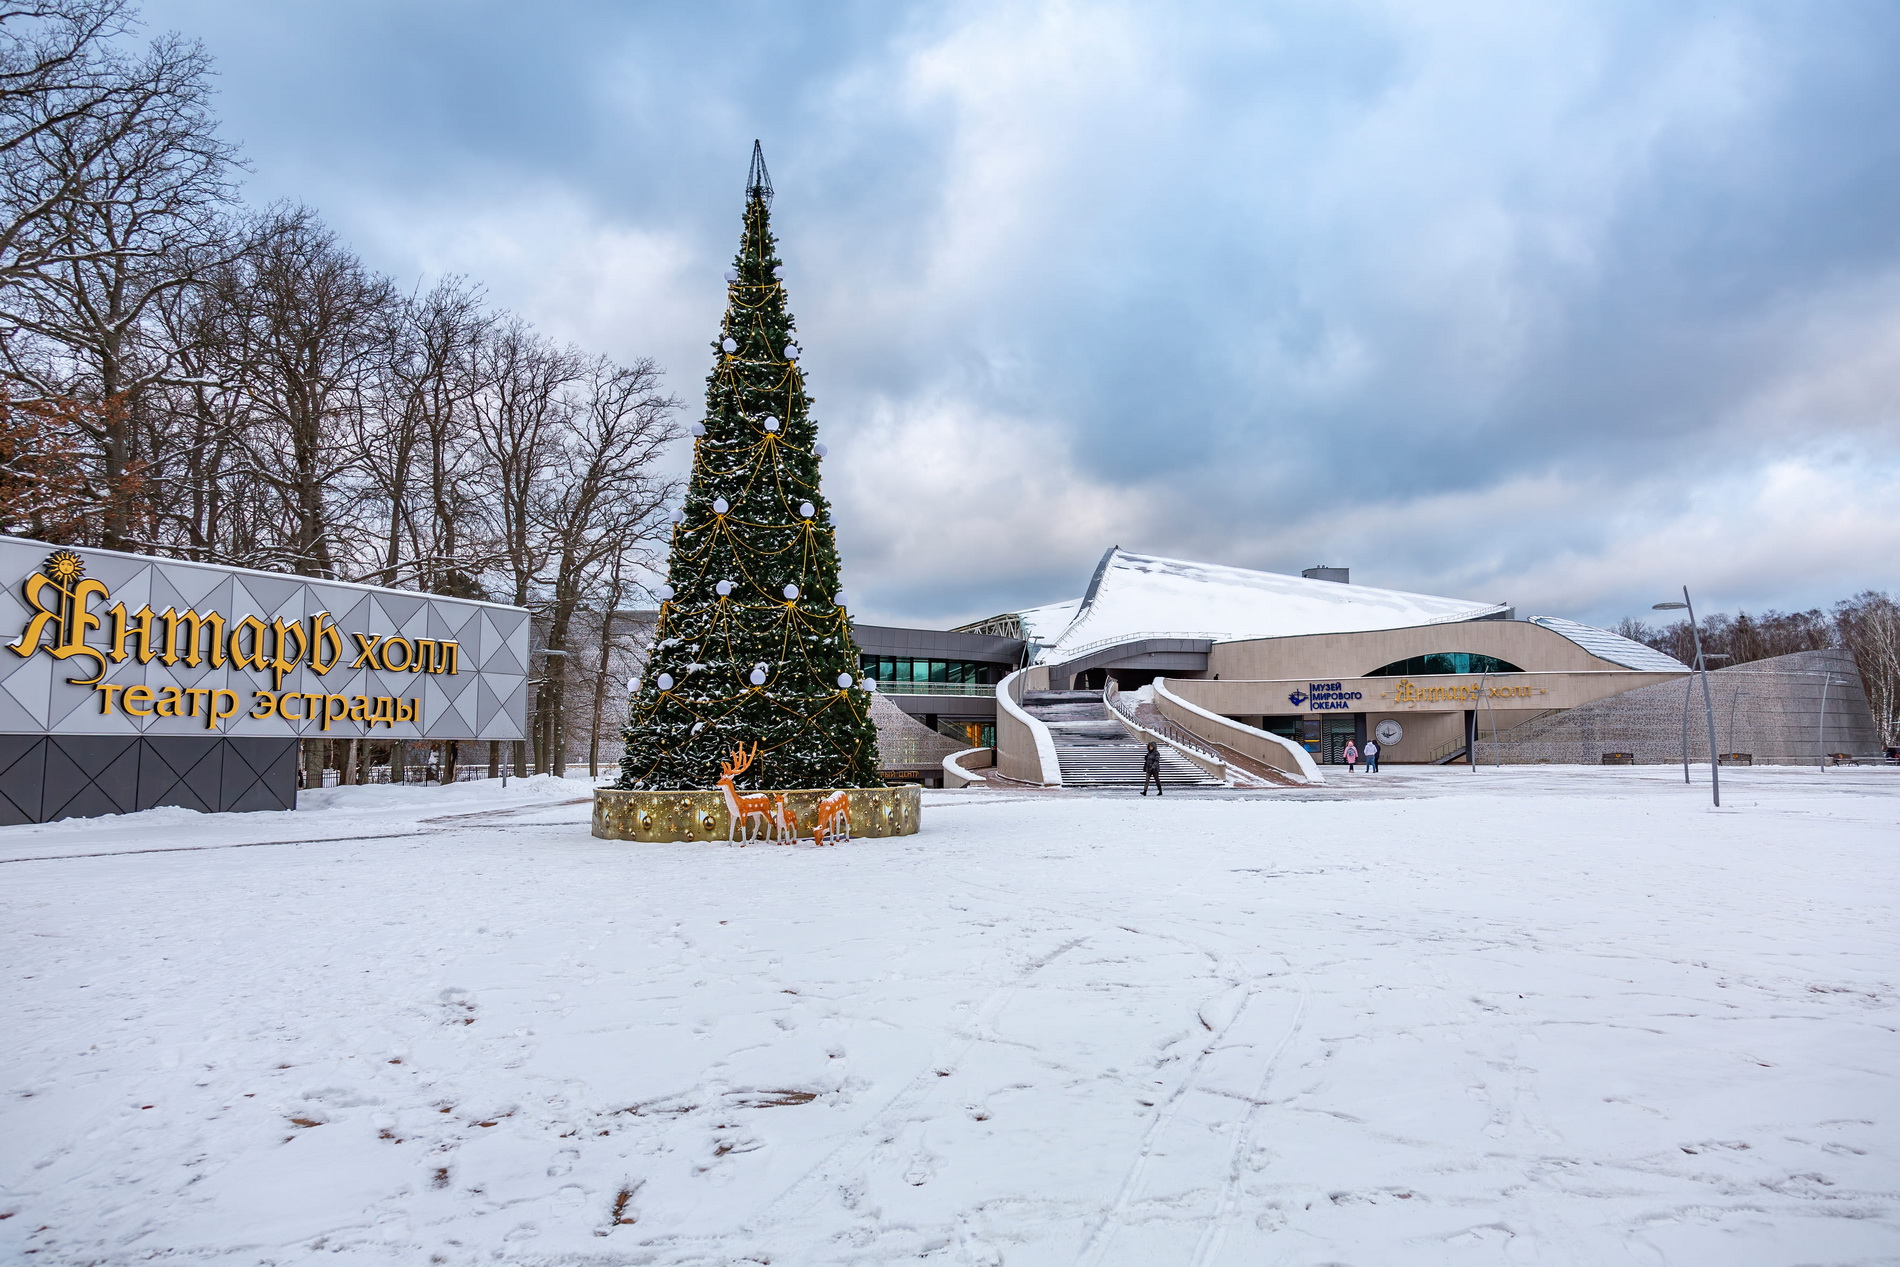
[1320,716,1362,764]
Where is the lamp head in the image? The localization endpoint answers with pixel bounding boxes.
[1652,602,1688,611]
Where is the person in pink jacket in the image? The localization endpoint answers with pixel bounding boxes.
[1342,739,1359,772]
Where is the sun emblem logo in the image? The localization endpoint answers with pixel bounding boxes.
[45,550,84,583]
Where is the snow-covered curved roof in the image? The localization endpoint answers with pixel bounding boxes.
[1032,549,1509,663]
[1016,598,1081,648]
[1528,616,1689,672]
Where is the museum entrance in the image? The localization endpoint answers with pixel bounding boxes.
[1304,714,1367,765]
[1260,714,1367,764]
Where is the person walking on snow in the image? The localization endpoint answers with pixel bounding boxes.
[1364,739,1380,772]
[1141,742,1163,796]
[1343,739,1359,772]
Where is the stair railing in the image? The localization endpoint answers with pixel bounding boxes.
[1103,681,1227,782]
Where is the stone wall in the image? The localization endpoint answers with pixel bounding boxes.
[1473,649,1879,766]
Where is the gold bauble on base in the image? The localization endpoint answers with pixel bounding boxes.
[591,785,921,842]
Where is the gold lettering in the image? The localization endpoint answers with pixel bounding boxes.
[349,632,381,668]
[160,608,225,669]
[123,684,155,716]
[230,615,269,671]
[109,603,160,664]
[380,636,413,672]
[270,618,308,690]
[183,686,210,717]
[94,682,124,715]
[7,573,63,660]
[323,693,348,731]
[155,685,185,717]
[209,688,239,728]
[251,690,279,719]
[8,572,111,684]
[308,614,343,674]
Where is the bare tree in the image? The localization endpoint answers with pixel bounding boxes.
[0,0,145,287]
[0,25,234,545]
[359,276,492,593]
[530,355,676,774]
[1836,592,1900,748]
[218,207,392,577]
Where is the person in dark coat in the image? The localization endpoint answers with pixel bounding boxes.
[1141,742,1163,796]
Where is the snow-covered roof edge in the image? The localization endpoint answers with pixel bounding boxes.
[1529,616,1689,672]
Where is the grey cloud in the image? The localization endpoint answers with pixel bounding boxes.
[138,0,1900,627]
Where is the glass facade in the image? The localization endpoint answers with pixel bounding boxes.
[937,718,996,749]
[859,656,1002,686]
[1365,652,1524,677]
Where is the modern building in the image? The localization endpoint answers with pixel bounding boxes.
[860,546,1879,785]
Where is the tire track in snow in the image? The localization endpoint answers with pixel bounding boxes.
[937,857,1315,1266]
[0,798,594,864]
[745,930,1094,1233]
[1187,979,1309,1267]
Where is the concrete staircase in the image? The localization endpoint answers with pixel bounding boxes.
[1021,690,1222,787]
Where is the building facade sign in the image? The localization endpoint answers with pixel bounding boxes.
[1385,677,1549,708]
[1288,681,1365,711]
[0,537,528,741]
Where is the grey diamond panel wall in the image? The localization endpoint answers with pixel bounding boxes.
[0,735,298,824]
[0,535,528,742]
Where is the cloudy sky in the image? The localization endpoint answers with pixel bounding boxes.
[138,0,1900,628]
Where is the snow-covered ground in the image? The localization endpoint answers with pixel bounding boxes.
[3,766,1897,1265]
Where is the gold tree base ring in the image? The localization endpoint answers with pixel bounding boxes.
[591,785,921,843]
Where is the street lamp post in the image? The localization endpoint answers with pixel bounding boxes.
[1654,588,1721,808]
[1471,668,1490,774]
[1818,672,1843,772]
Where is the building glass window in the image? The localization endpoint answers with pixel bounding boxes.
[859,656,1001,686]
[1365,652,1524,676]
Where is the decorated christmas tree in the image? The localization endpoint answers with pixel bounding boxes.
[616,143,881,792]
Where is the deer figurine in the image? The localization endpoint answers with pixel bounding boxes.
[717,744,788,845]
[810,789,851,847]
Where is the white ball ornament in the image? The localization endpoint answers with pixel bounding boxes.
[690,422,705,437]
[721,337,737,352]
[784,344,799,360]
[712,497,729,514]
[837,672,854,689]
[798,501,814,519]
[763,415,779,432]
[865,678,879,692]
[656,672,674,690]
[749,667,766,686]
[724,267,738,282]
[782,583,798,599]
[668,507,684,523]
[773,265,784,279]
[833,590,847,606]
[814,442,828,458]
[716,579,733,596]
[656,583,674,600]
